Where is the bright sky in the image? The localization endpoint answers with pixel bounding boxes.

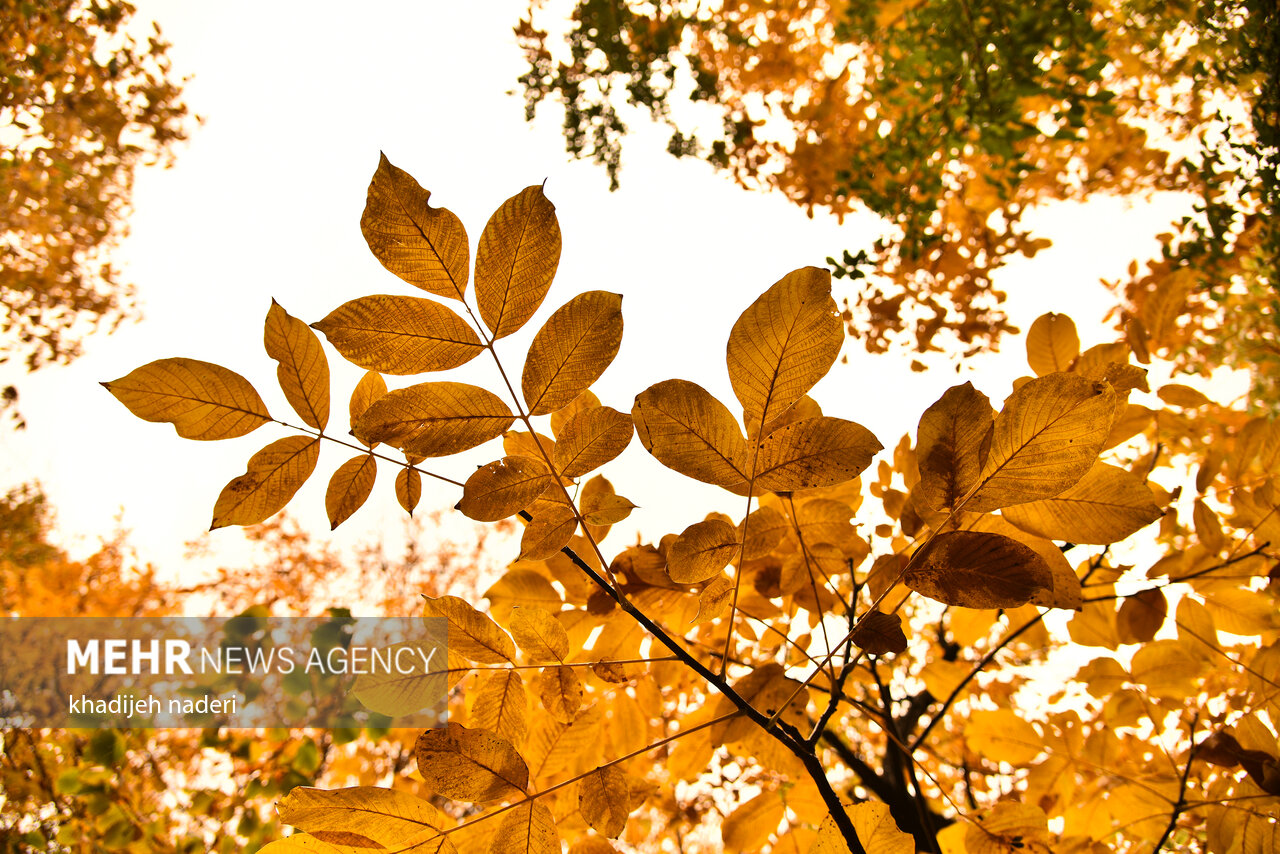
[0,1,1196,584]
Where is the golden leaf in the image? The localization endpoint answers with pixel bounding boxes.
[667,519,740,584]
[780,541,847,596]
[851,610,907,655]
[414,722,529,803]
[1129,638,1204,698]
[915,382,994,515]
[965,709,1043,765]
[810,803,912,854]
[421,595,516,664]
[470,669,528,746]
[277,786,442,845]
[210,436,319,529]
[727,266,842,434]
[722,790,784,853]
[549,389,601,438]
[970,515,1082,610]
[103,357,270,440]
[965,802,1051,854]
[522,290,623,416]
[738,505,788,560]
[396,466,422,515]
[475,185,562,339]
[1116,587,1167,643]
[325,453,376,530]
[536,664,583,723]
[360,153,469,300]
[905,530,1052,608]
[257,831,455,853]
[485,570,563,626]
[519,498,578,561]
[753,416,881,492]
[508,606,569,663]
[579,765,631,838]
[581,491,636,526]
[632,379,750,490]
[458,456,553,522]
[350,640,448,717]
[966,373,1116,513]
[491,800,559,854]
[353,381,514,458]
[553,406,633,477]
[1025,312,1079,376]
[312,295,484,374]
[1002,462,1162,544]
[1158,382,1215,408]
[504,430,556,462]
[265,300,330,430]
[349,370,387,447]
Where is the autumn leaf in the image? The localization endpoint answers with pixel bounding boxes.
[553,405,633,477]
[325,453,376,529]
[210,436,320,529]
[632,379,750,490]
[722,790,784,852]
[491,800,559,854]
[265,301,330,430]
[422,595,517,664]
[353,381,514,457]
[811,802,912,854]
[350,639,449,716]
[312,295,484,374]
[581,491,636,526]
[522,290,623,416]
[1025,312,1080,376]
[471,669,529,745]
[475,185,562,339]
[965,710,1044,766]
[519,497,578,560]
[508,606,569,663]
[727,266,842,434]
[360,153,469,300]
[349,370,387,446]
[738,505,789,560]
[851,610,908,656]
[965,802,1051,854]
[915,382,994,515]
[905,530,1052,608]
[753,416,882,492]
[458,456,553,522]
[1002,462,1162,544]
[667,518,740,584]
[414,722,529,803]
[396,466,422,514]
[103,357,271,440]
[535,664,583,723]
[579,764,631,838]
[277,786,442,845]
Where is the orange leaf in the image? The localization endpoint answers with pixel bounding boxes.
[210,436,319,529]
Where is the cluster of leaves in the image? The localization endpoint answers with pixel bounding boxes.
[514,0,1277,394]
[1,0,192,416]
[103,158,1280,852]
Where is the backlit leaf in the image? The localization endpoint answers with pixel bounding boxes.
[325,453,376,530]
[103,357,270,440]
[421,595,516,664]
[753,416,881,492]
[519,498,578,561]
[905,530,1052,609]
[667,519,740,584]
[312,295,484,374]
[470,669,528,745]
[350,370,388,446]
[396,466,422,514]
[210,436,319,529]
[360,153,469,300]
[727,266,842,434]
[1025,312,1079,376]
[414,722,529,803]
[277,786,442,845]
[851,610,907,656]
[1002,462,1162,544]
[632,379,750,490]
[965,709,1043,765]
[549,389,600,438]
[811,803,912,854]
[491,800,559,854]
[553,406,633,477]
[509,606,569,663]
[581,491,636,526]
[354,381,513,458]
[966,373,1116,513]
[966,802,1050,854]
[739,505,788,560]
[915,382,994,515]
[458,456,553,522]
[536,664,583,723]
[265,301,330,430]
[722,790,784,852]
[350,640,447,717]
[475,185,562,339]
[522,290,623,416]
[579,765,630,838]
[485,571,563,625]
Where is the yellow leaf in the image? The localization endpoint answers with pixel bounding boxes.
[1158,382,1214,408]
[970,515,1082,610]
[508,606,569,663]
[360,153,469,300]
[258,831,455,853]
[1002,462,1161,544]
[581,492,636,526]
[353,381,514,458]
[780,541,847,596]
[312,295,484,374]
[349,370,387,447]
[490,800,559,854]
[738,505,788,559]
[694,574,735,624]
[414,722,528,803]
[210,436,319,529]
[727,266,842,434]
[549,389,601,438]
[1129,638,1205,698]
[722,790,785,853]
[535,664,584,723]
[753,416,882,492]
[396,466,422,515]
[103,357,270,440]
[325,453,377,530]
[1025,312,1079,376]
[504,430,556,462]
[553,406,633,477]
[458,456,553,522]
[632,379,750,490]
[915,382,994,515]
[966,373,1116,513]
[579,765,631,838]
[965,709,1043,765]
[350,639,448,717]
[277,786,442,845]
[522,290,623,416]
[485,570,563,625]
[1067,600,1120,650]
[519,497,577,561]
[851,610,908,655]
[1115,587,1167,643]
[265,300,330,430]
[475,185,562,339]
[810,803,912,854]
[905,531,1052,608]
[965,802,1050,854]
[470,669,528,745]
[422,595,516,664]
[667,518,740,583]
[921,659,969,701]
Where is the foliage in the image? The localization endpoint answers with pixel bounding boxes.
[515,0,1278,403]
[0,0,192,419]
[103,157,1280,852]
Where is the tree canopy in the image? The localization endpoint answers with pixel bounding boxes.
[516,0,1278,403]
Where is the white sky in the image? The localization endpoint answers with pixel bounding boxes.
[0,1,1197,583]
